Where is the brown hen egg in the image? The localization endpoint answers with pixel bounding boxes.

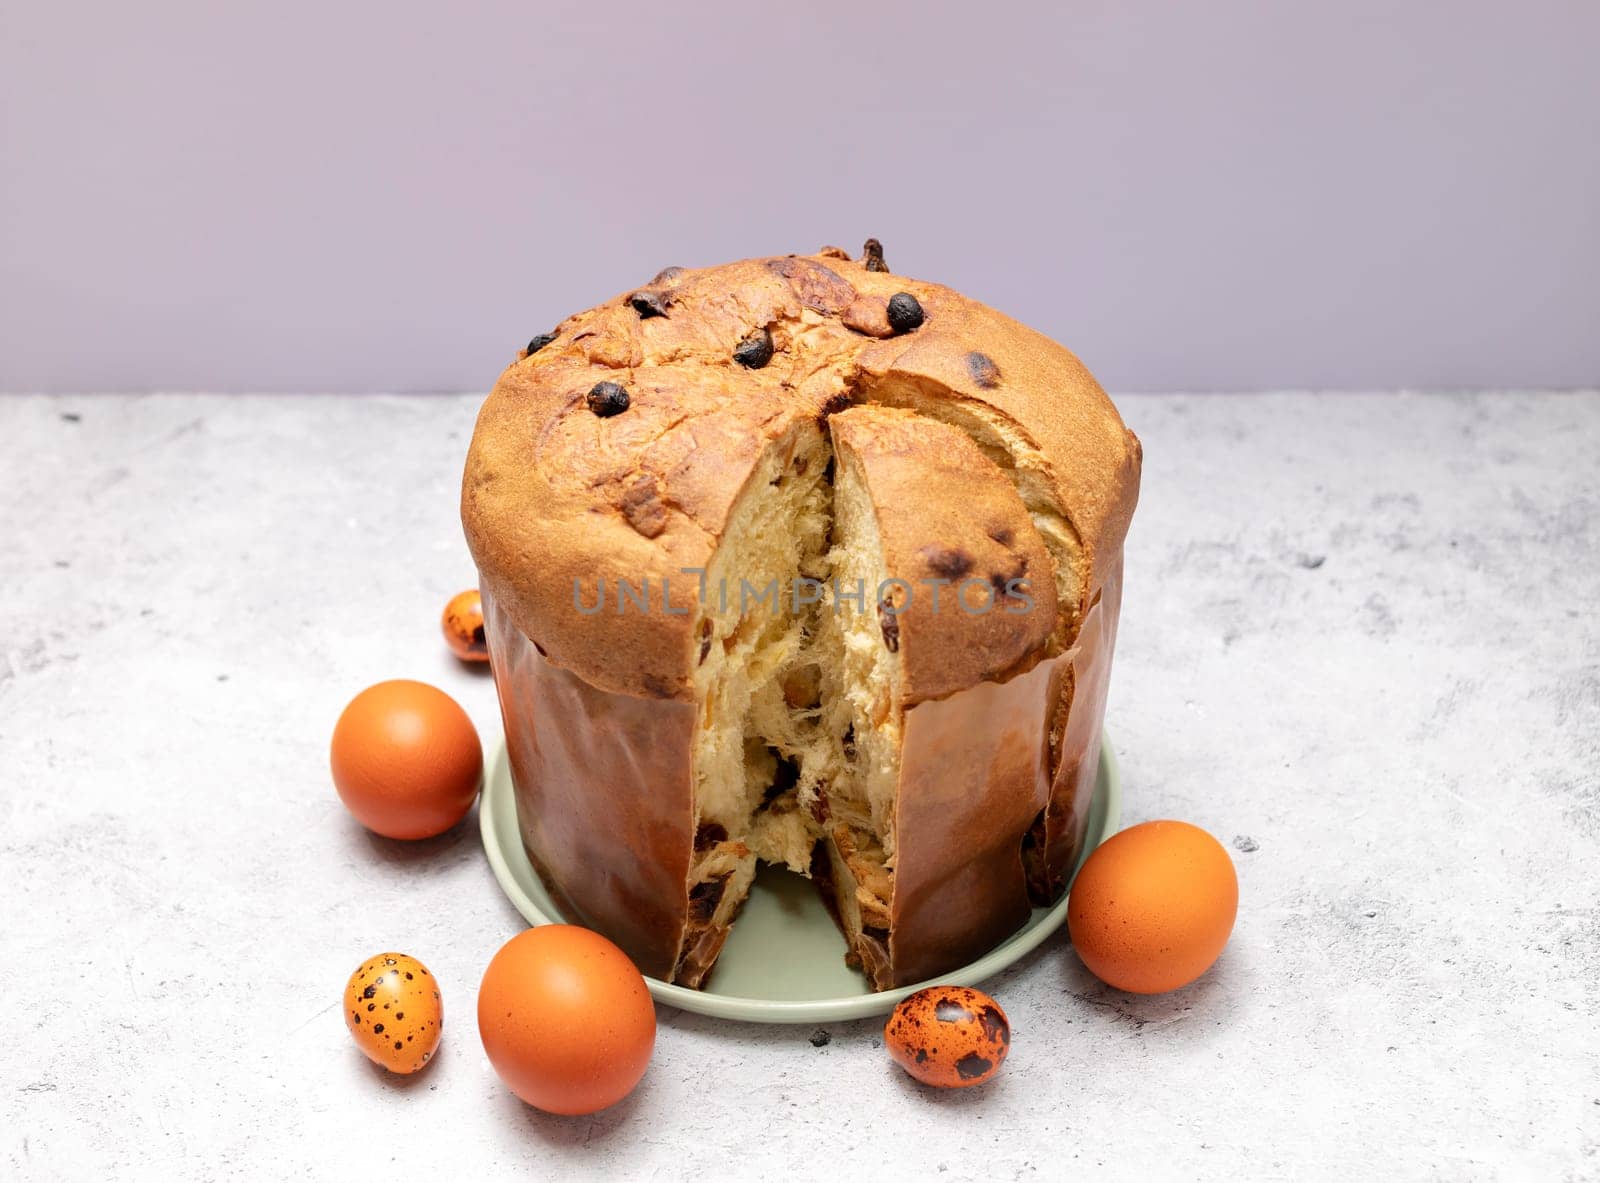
[477,926,656,1115]
[1067,819,1238,994]
[330,680,482,839]
[885,985,1010,1088]
[441,589,489,663]
[344,952,442,1074]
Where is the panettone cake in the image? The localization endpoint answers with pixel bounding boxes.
[462,242,1140,990]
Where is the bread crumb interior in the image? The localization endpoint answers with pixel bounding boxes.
[681,412,902,985]
[679,382,1085,989]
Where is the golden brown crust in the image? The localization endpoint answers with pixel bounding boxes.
[463,250,1139,700]
[828,405,1058,704]
[854,317,1141,608]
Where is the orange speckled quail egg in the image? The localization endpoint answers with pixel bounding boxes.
[441,589,490,663]
[885,985,1011,1088]
[344,953,442,1074]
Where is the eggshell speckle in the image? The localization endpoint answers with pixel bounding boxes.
[344,953,442,1074]
[885,986,1010,1088]
[1067,819,1238,994]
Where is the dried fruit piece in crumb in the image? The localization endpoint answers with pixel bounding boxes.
[878,599,901,652]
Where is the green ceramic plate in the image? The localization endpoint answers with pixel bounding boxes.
[479,732,1121,1024]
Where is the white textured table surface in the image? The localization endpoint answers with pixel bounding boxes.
[3,392,1597,1180]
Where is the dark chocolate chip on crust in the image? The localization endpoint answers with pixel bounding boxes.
[862,237,889,272]
[886,292,925,334]
[965,351,1001,388]
[650,266,685,284]
[629,290,671,318]
[525,332,557,356]
[733,327,775,369]
[587,381,630,417]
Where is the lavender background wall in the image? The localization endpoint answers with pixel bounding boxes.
[2,1,1596,394]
